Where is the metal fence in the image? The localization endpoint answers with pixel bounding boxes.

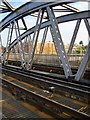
[7,53,88,67]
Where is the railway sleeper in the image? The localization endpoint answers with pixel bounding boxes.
[2,70,89,104]
[2,83,71,119]
[56,90,89,104]
[17,79,90,104]
[2,79,90,119]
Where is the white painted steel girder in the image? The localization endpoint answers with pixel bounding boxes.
[0,1,90,81]
[47,6,72,78]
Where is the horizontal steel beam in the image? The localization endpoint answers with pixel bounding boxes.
[2,0,15,11]
[0,9,11,13]
[4,10,90,53]
[0,5,8,10]
[0,1,89,32]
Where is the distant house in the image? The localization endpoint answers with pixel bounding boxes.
[9,41,83,55]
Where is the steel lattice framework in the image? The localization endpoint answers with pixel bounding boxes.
[0,0,90,81]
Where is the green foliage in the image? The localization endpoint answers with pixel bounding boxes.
[76,47,81,54]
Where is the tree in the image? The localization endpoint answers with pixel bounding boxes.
[79,41,83,46]
[79,41,84,54]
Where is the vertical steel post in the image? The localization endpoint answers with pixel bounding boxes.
[4,24,11,64]
[28,35,33,56]
[68,19,81,54]
[50,27,61,65]
[6,23,14,61]
[34,27,48,62]
[62,4,90,80]
[0,33,3,63]
[84,19,90,37]
[21,18,27,30]
[75,19,90,81]
[12,45,18,61]
[46,7,72,78]
[4,23,13,64]
[27,9,44,70]
[14,21,25,68]
[16,21,26,68]
[39,27,48,54]
[75,41,90,81]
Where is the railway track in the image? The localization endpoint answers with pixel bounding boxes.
[1,65,90,104]
[1,65,90,91]
[7,60,90,80]
[1,75,90,119]
[0,65,90,118]
[1,86,52,119]
[33,63,90,80]
[2,66,90,104]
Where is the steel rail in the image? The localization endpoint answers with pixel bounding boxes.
[3,60,90,83]
[1,66,90,103]
[0,1,90,32]
[1,77,90,119]
[8,60,90,80]
[2,65,90,91]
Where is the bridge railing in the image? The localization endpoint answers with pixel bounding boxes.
[4,53,89,68]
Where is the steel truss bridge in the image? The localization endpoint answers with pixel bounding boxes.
[0,0,90,81]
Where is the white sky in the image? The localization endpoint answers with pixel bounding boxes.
[0,1,89,46]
